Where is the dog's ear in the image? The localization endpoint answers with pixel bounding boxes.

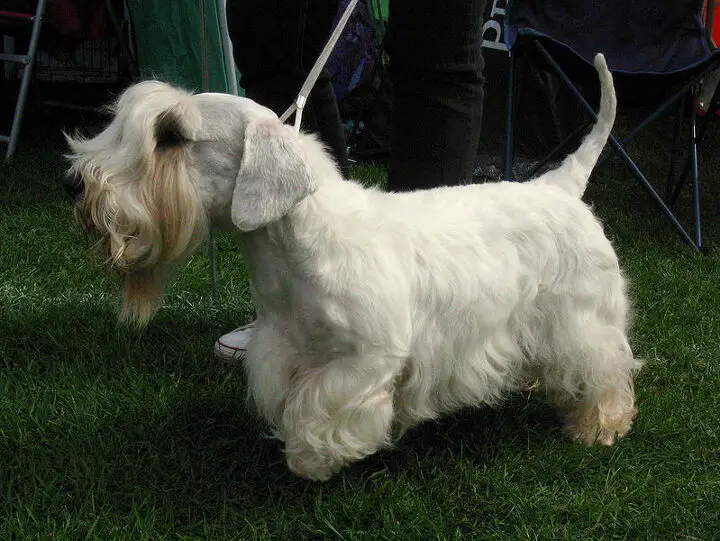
[231,120,315,232]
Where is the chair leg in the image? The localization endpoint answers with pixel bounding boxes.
[689,87,703,250]
[670,86,717,206]
[669,86,705,249]
[664,98,686,200]
[607,136,700,251]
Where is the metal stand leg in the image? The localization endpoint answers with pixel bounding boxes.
[217,0,238,96]
[2,0,47,159]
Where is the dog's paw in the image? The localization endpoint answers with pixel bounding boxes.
[285,447,345,482]
[563,404,637,447]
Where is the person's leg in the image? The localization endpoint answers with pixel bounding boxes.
[227,0,349,177]
[385,0,486,191]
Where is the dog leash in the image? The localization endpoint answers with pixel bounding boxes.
[280,0,359,134]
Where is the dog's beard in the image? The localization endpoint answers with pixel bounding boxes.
[120,266,169,327]
[72,143,208,327]
[76,214,172,327]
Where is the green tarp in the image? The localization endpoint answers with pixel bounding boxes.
[126,0,236,93]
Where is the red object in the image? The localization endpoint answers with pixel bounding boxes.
[708,0,720,46]
[0,10,35,20]
[46,0,110,39]
[0,1,114,38]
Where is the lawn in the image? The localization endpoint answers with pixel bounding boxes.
[1,107,719,540]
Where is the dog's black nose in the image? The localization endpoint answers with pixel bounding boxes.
[63,172,84,204]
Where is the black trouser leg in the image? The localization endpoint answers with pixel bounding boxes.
[386,0,486,191]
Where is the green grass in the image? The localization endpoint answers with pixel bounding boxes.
[1,112,719,540]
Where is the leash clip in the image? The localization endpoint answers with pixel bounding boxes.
[280,0,359,135]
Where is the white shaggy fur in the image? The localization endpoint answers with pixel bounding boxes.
[68,54,642,481]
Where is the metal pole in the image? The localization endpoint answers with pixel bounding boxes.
[216,0,238,95]
[5,0,47,159]
[199,0,220,305]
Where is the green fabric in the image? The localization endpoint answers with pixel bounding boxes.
[126,0,236,93]
[373,0,389,20]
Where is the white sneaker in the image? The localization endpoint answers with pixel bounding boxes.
[214,321,256,361]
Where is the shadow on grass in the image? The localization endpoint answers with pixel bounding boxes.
[1,303,224,373]
[1,299,564,522]
[4,407,560,513]
[2,341,563,523]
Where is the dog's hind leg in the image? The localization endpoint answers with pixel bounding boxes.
[538,290,642,446]
[280,352,405,481]
[551,332,640,446]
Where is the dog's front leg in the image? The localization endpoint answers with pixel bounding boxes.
[281,353,405,481]
[244,323,297,426]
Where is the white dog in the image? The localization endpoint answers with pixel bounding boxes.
[68,54,641,481]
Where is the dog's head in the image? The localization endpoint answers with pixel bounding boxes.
[66,81,315,326]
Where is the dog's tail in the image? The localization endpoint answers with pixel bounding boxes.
[530,53,616,198]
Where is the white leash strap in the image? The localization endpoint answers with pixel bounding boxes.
[280,0,359,134]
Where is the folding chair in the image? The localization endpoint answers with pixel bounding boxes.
[503,0,720,252]
[0,0,46,160]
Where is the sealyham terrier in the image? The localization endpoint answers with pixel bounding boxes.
[68,54,642,481]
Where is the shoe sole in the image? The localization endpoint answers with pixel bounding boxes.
[214,342,247,362]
